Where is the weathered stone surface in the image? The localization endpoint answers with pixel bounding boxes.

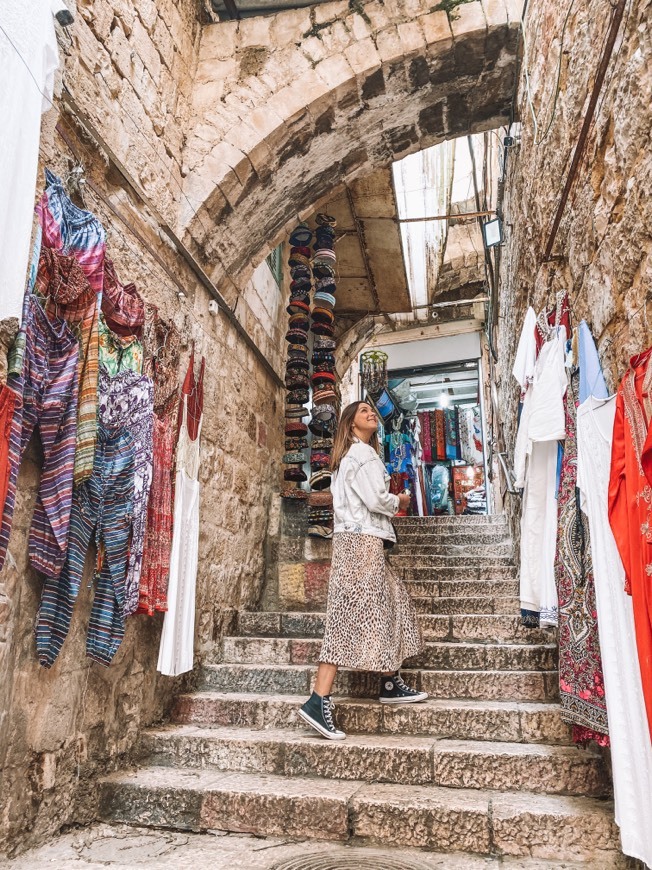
[419,669,555,702]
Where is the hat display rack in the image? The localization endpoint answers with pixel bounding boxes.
[308,213,339,538]
[282,223,313,501]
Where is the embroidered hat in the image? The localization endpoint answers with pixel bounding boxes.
[287,299,310,316]
[283,452,306,464]
[316,213,337,227]
[309,416,336,437]
[289,224,312,246]
[290,264,311,281]
[286,374,310,390]
[308,526,333,539]
[284,405,308,418]
[313,292,336,310]
[315,277,337,292]
[289,252,311,268]
[290,245,311,258]
[285,328,308,344]
[285,436,308,451]
[310,468,332,490]
[311,321,335,337]
[310,452,330,469]
[288,313,309,331]
[312,388,338,406]
[313,249,337,264]
[284,466,307,482]
[288,344,308,358]
[314,337,336,350]
[312,263,336,280]
[284,420,308,436]
[281,486,308,500]
[311,371,336,384]
[286,356,310,372]
[312,307,335,325]
[290,277,312,292]
[312,403,336,422]
[286,389,310,405]
[308,491,333,507]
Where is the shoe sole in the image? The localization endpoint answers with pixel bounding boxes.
[297,708,347,740]
[379,693,429,705]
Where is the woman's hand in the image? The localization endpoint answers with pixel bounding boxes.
[397,493,411,511]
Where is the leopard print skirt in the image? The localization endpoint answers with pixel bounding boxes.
[319,533,424,672]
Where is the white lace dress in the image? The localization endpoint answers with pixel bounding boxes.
[577,396,652,867]
[157,397,202,677]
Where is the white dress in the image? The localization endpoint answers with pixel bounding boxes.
[157,398,202,677]
[516,330,567,626]
[0,1,59,322]
[577,396,652,868]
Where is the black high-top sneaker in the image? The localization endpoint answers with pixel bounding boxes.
[298,691,346,740]
[379,672,429,704]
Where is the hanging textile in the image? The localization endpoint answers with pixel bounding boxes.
[434,409,446,460]
[418,411,432,463]
[608,346,652,740]
[98,314,143,376]
[102,258,145,339]
[0,295,79,577]
[534,291,571,355]
[98,368,154,618]
[0,385,19,518]
[459,408,477,465]
[138,308,181,616]
[158,356,204,676]
[516,329,567,627]
[444,407,459,460]
[578,319,608,404]
[577,395,652,868]
[513,306,537,398]
[36,171,106,484]
[555,375,608,745]
[0,2,59,323]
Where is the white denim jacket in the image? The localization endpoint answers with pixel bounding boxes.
[332,438,399,541]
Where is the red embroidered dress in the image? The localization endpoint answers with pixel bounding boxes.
[608,346,652,741]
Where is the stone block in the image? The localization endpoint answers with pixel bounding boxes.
[450,1,487,40]
[130,17,162,83]
[518,704,573,745]
[419,669,552,702]
[345,38,382,77]
[351,783,491,852]
[278,562,306,608]
[491,792,619,859]
[481,0,509,30]
[200,664,311,694]
[238,16,271,48]
[375,27,403,64]
[201,22,238,61]
[304,561,330,609]
[414,641,556,672]
[504,0,525,24]
[315,54,356,95]
[421,10,454,51]
[397,20,426,56]
[237,612,281,637]
[269,8,312,46]
[281,612,325,637]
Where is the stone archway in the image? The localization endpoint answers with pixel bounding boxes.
[179,0,521,298]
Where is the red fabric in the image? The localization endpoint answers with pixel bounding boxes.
[535,291,572,355]
[177,350,205,441]
[0,385,19,517]
[608,345,652,741]
[435,410,446,460]
[102,258,145,339]
[419,412,432,463]
[137,415,176,615]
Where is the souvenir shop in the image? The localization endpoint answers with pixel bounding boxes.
[511,291,652,867]
[0,168,204,678]
[359,336,488,517]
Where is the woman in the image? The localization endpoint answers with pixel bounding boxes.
[299,400,427,741]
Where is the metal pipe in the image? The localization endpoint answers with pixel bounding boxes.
[543,0,627,261]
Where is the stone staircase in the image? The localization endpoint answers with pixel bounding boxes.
[98,515,624,865]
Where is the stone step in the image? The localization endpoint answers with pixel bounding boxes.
[392,542,513,557]
[411,596,519,615]
[393,515,507,527]
[172,692,572,744]
[221,637,557,671]
[138,726,609,797]
[406,578,519,597]
[236,612,552,645]
[399,565,518,582]
[98,767,619,860]
[200,664,559,702]
[389,554,514,567]
[397,530,511,545]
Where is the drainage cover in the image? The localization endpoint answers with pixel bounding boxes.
[269,855,430,870]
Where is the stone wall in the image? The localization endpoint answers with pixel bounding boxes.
[494,0,652,539]
[0,0,286,855]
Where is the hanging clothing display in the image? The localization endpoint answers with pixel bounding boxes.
[0,385,19,518]
[36,419,135,668]
[158,359,204,677]
[444,407,460,460]
[516,328,567,627]
[578,319,609,404]
[434,409,446,460]
[608,346,652,740]
[0,1,59,323]
[577,395,652,868]
[555,375,608,745]
[534,291,571,356]
[36,171,106,484]
[512,306,537,398]
[98,314,143,376]
[102,258,145,339]
[0,295,79,577]
[142,304,182,418]
[98,368,154,617]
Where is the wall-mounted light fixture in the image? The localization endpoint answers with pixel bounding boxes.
[482,216,504,249]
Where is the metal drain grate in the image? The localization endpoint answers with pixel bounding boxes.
[269,855,430,870]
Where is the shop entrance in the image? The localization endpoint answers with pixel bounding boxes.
[360,353,489,518]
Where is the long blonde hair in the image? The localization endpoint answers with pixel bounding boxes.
[330,401,380,471]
